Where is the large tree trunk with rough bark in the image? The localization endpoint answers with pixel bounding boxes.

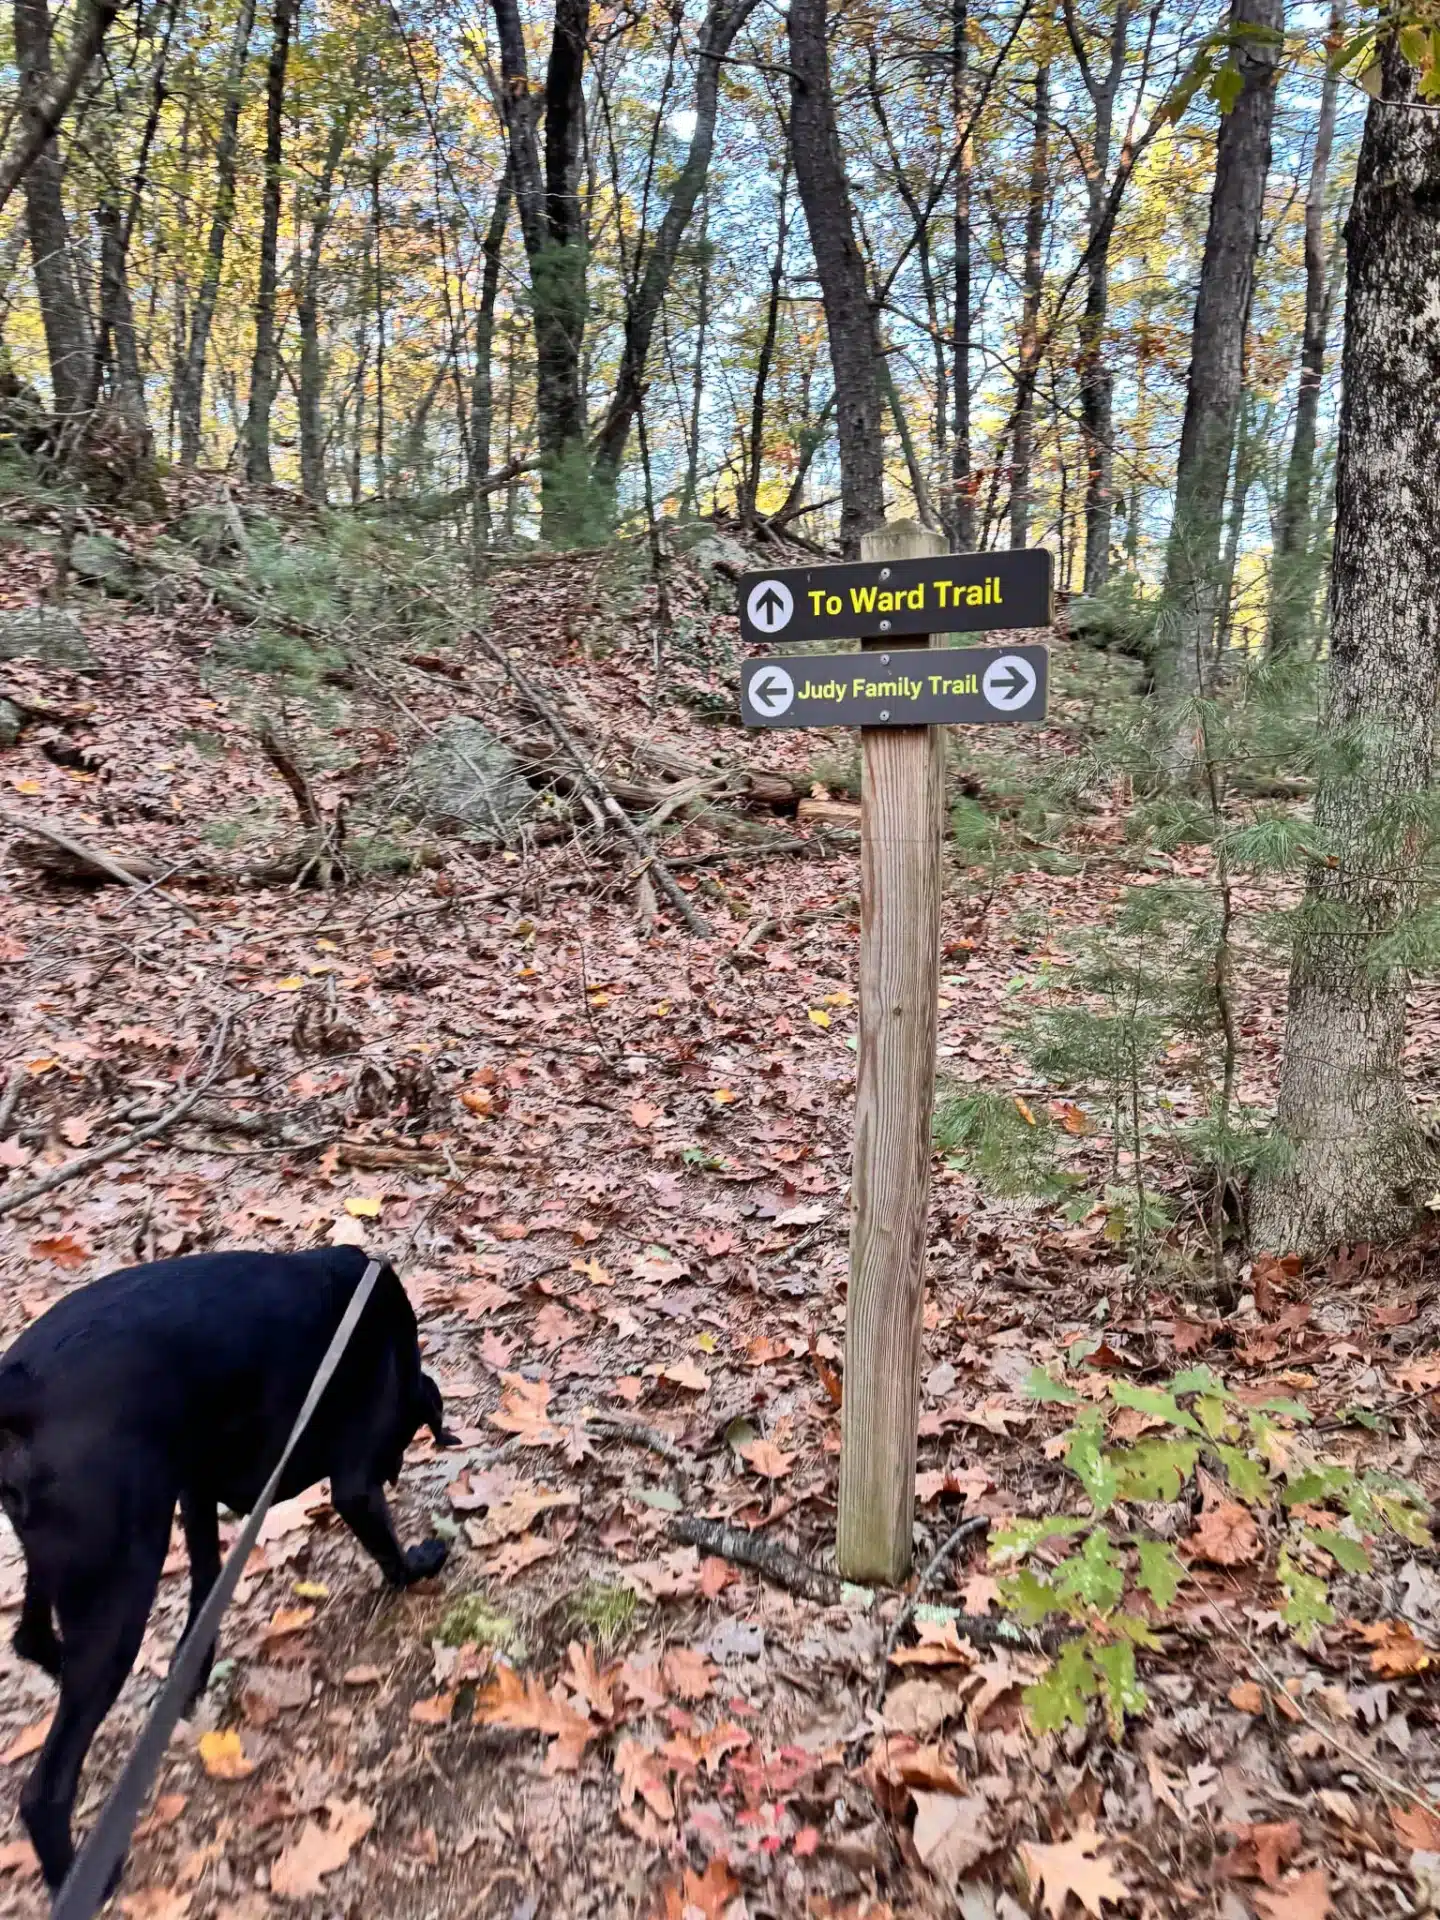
[1267,1,1339,656]
[1157,0,1280,728]
[788,0,885,553]
[175,0,256,467]
[1251,37,1440,1255]
[243,0,297,486]
[490,0,591,543]
[1009,58,1049,550]
[470,160,512,549]
[13,0,93,423]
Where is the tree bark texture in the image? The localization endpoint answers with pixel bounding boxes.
[1067,0,1129,593]
[175,0,257,466]
[1158,0,1281,716]
[948,0,974,551]
[0,0,119,220]
[243,0,298,486]
[470,159,513,547]
[740,156,789,525]
[1251,37,1440,1254]
[788,0,885,553]
[491,0,592,541]
[13,0,93,420]
[296,87,356,503]
[1267,1,1338,655]
[1009,58,1050,551]
[592,0,760,485]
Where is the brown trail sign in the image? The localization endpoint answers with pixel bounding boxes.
[737,523,1052,1585]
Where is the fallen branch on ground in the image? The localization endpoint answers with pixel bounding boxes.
[872,1516,992,1708]
[0,805,199,919]
[587,1413,692,1471]
[470,632,714,938]
[666,1515,842,1605]
[0,1018,231,1219]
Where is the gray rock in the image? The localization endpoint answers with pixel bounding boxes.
[0,607,95,670]
[0,698,23,746]
[399,717,534,838]
[70,532,142,593]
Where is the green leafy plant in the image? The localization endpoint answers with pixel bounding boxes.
[991,1364,1431,1736]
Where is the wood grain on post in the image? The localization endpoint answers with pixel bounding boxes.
[837,519,947,1585]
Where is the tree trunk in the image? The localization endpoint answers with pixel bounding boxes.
[739,158,789,526]
[592,0,760,486]
[296,86,356,504]
[1250,36,1440,1254]
[490,0,591,542]
[175,0,257,466]
[13,0,93,422]
[243,0,298,486]
[1267,0,1339,655]
[948,0,973,552]
[1158,0,1281,722]
[470,159,513,548]
[0,0,119,221]
[1009,60,1049,551]
[1214,388,1257,654]
[1069,0,1129,593]
[788,0,885,553]
[370,150,386,497]
[96,200,149,442]
[681,195,709,517]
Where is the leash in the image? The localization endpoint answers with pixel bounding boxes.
[52,1257,385,1920]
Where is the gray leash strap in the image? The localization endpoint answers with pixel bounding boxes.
[52,1258,385,1920]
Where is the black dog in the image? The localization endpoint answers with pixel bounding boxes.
[0,1246,454,1894]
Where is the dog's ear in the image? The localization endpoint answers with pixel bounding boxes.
[418,1371,461,1448]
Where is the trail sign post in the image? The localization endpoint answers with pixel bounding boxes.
[737,524,1053,1585]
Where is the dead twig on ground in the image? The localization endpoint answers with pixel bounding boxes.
[871,1515,992,1708]
[0,1067,25,1139]
[0,1017,231,1219]
[667,1515,842,1605]
[587,1413,692,1471]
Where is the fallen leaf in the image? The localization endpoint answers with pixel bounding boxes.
[655,1856,739,1920]
[1354,1619,1433,1676]
[489,1372,561,1445]
[344,1195,382,1218]
[1229,1681,1265,1714]
[882,1678,964,1739]
[239,1666,312,1726]
[1253,1870,1331,1920]
[1395,1356,1440,1393]
[614,1736,675,1822]
[474,1665,596,1770]
[409,1692,456,1725]
[1019,1823,1129,1918]
[483,1534,560,1582]
[1391,1804,1440,1850]
[0,1713,52,1765]
[264,1606,315,1640]
[1225,1820,1301,1887]
[268,1798,375,1899]
[660,1360,709,1393]
[532,1302,583,1348]
[29,1233,90,1271]
[59,1114,93,1147]
[912,1791,995,1885]
[630,1101,662,1129]
[661,1647,715,1702]
[343,1665,383,1687]
[1187,1501,1260,1567]
[197,1730,256,1780]
[133,1794,188,1840]
[737,1436,793,1478]
[0,1838,40,1878]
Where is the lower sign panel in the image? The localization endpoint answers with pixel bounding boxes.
[740,645,1049,729]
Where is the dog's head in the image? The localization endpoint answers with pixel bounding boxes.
[417,1371,461,1449]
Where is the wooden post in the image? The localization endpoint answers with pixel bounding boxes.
[837,519,947,1585]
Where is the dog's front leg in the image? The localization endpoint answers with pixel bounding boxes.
[177,1488,221,1707]
[331,1475,448,1587]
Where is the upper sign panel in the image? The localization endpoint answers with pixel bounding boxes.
[736,548,1052,648]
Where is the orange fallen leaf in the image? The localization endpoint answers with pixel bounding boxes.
[737,1436,793,1479]
[661,1646,715,1702]
[1391,1803,1440,1850]
[1224,1820,1301,1887]
[654,1856,739,1919]
[1353,1618,1433,1676]
[409,1692,456,1725]
[134,1794,187,1840]
[0,1713,52,1765]
[1186,1501,1259,1567]
[264,1605,316,1640]
[1228,1681,1265,1714]
[29,1233,90,1272]
[268,1798,375,1899]
[474,1665,596,1771]
[1020,1824,1129,1917]
[614,1736,675,1822]
[488,1372,561,1445]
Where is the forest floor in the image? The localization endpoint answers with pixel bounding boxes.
[1,473,1439,1920]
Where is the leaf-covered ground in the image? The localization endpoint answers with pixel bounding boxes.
[2,487,1439,1920]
